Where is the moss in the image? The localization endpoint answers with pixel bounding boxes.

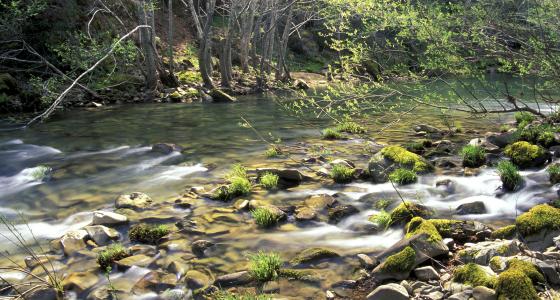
[515,204,560,236]
[330,164,355,183]
[505,258,544,284]
[428,219,461,236]
[129,224,170,245]
[335,121,366,134]
[389,168,417,185]
[460,145,486,168]
[289,247,340,265]
[497,244,509,255]
[248,251,282,282]
[252,207,280,228]
[491,225,517,239]
[264,147,281,158]
[373,199,393,210]
[504,141,546,168]
[381,146,432,172]
[277,269,314,280]
[489,256,503,272]
[496,160,522,191]
[368,210,391,230]
[537,131,555,147]
[405,217,442,242]
[322,128,343,140]
[259,173,279,190]
[452,263,496,288]
[495,270,539,300]
[389,201,433,226]
[547,163,560,184]
[97,243,129,269]
[380,246,416,273]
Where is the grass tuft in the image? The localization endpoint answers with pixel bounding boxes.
[322,128,343,140]
[330,164,354,183]
[129,224,170,245]
[547,163,560,184]
[252,207,280,228]
[496,160,522,191]
[248,251,282,282]
[368,210,391,230]
[335,121,366,134]
[389,168,417,185]
[264,147,281,158]
[98,243,129,269]
[460,145,486,168]
[260,173,279,190]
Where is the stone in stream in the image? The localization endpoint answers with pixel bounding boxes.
[357,253,378,269]
[414,266,440,281]
[185,270,211,289]
[413,124,443,134]
[256,168,310,187]
[132,270,177,293]
[84,225,120,246]
[214,271,253,287]
[115,192,152,210]
[91,211,128,226]
[366,283,409,300]
[455,201,487,215]
[59,229,89,256]
[304,194,337,210]
[62,271,99,293]
[469,137,500,154]
[192,239,215,257]
[115,254,154,270]
[327,205,359,223]
[290,247,340,266]
[458,240,523,265]
[295,206,317,221]
[151,143,183,154]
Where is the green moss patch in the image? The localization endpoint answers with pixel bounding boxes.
[381,146,432,172]
[289,247,340,265]
[97,243,129,269]
[495,270,539,300]
[380,246,416,273]
[428,219,461,236]
[504,141,546,168]
[389,201,433,226]
[515,204,560,236]
[505,259,544,284]
[405,217,442,242]
[389,168,417,185]
[453,263,496,288]
[129,224,170,245]
[491,225,517,239]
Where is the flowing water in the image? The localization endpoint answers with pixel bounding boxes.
[0,77,558,298]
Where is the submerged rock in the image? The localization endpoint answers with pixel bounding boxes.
[214,271,253,287]
[192,240,214,257]
[62,271,99,293]
[328,205,359,223]
[290,247,340,266]
[132,270,177,293]
[256,168,309,187]
[151,143,183,154]
[185,270,211,289]
[456,201,487,215]
[115,192,152,210]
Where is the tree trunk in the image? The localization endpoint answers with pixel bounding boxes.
[138,0,159,91]
[168,0,174,76]
[276,4,292,81]
[199,0,216,89]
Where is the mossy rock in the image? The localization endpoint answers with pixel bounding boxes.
[495,269,539,300]
[290,247,340,266]
[452,263,496,288]
[405,217,442,243]
[379,246,416,274]
[504,141,548,168]
[368,146,433,183]
[505,259,544,284]
[516,204,560,237]
[388,201,433,227]
[491,225,517,240]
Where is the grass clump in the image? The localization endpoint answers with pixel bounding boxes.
[460,145,486,168]
[453,263,496,288]
[248,251,282,282]
[547,163,560,184]
[537,131,555,147]
[515,204,560,236]
[215,176,252,201]
[405,217,442,242]
[214,291,272,300]
[330,164,355,183]
[388,201,432,226]
[405,140,432,154]
[495,269,539,300]
[251,207,280,228]
[31,165,52,181]
[260,172,279,190]
[491,225,517,239]
[514,112,536,125]
[368,210,391,230]
[335,121,366,134]
[129,224,170,244]
[389,168,417,185]
[322,128,342,140]
[496,160,522,191]
[381,146,432,172]
[264,146,281,158]
[227,164,248,180]
[380,246,416,273]
[97,243,130,269]
[504,141,546,168]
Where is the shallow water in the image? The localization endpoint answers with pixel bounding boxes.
[0,80,557,297]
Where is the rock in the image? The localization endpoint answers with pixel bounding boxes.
[192,240,214,257]
[458,240,523,265]
[413,124,442,134]
[256,168,309,187]
[435,179,456,193]
[185,270,211,289]
[115,192,152,210]
[293,79,310,90]
[115,254,153,269]
[290,247,340,265]
[469,138,500,153]
[330,159,355,168]
[84,225,120,246]
[366,283,409,300]
[485,131,515,148]
[357,253,377,269]
[62,272,99,292]
[472,286,497,300]
[504,141,549,168]
[326,290,336,300]
[210,89,236,102]
[368,146,433,183]
[24,255,59,269]
[133,270,177,293]
[304,194,337,209]
[24,287,58,300]
[328,205,359,223]
[414,266,440,281]
[295,207,317,221]
[91,211,128,226]
[433,219,492,243]
[151,143,183,154]
[214,271,253,287]
[434,157,461,170]
[456,201,487,215]
[60,229,89,255]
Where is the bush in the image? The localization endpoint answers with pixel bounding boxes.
[97,243,129,269]
[389,168,417,185]
[453,263,496,288]
[248,251,282,282]
[496,161,522,191]
[322,128,343,140]
[504,141,546,168]
[547,164,560,184]
[514,112,536,125]
[129,224,170,244]
[264,147,281,158]
[252,207,280,228]
[330,164,354,183]
[460,145,486,168]
[380,246,416,273]
[368,210,391,230]
[260,173,279,190]
[335,121,366,134]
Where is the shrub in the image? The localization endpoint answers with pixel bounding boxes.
[264,147,281,158]
[252,207,280,228]
[547,164,560,184]
[460,145,486,168]
[389,168,417,185]
[453,263,496,288]
[405,217,442,242]
[514,112,535,125]
[368,210,391,230]
[129,224,170,244]
[260,173,279,190]
[380,146,432,172]
[322,128,342,140]
[330,164,354,183]
[380,246,416,273]
[335,121,366,134]
[248,251,282,282]
[97,243,129,269]
[515,204,560,236]
[504,141,546,168]
[496,161,522,191]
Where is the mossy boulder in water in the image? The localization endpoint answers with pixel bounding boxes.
[515,204,560,250]
[504,141,548,168]
[115,192,152,210]
[290,247,340,266]
[388,201,433,226]
[405,217,442,243]
[368,146,433,183]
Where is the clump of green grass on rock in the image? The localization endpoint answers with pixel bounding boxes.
[264,147,281,158]
[248,251,282,282]
[98,243,129,269]
[259,172,279,190]
[330,164,354,183]
[460,145,486,168]
[380,146,432,172]
[496,160,522,191]
[389,168,417,185]
[215,164,252,200]
[251,207,280,228]
[335,121,366,134]
[388,201,433,226]
[322,128,342,140]
[129,224,170,244]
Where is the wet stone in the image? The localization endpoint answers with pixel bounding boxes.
[115,192,152,210]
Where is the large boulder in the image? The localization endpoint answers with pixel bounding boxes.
[458,240,523,265]
[368,146,433,183]
[504,141,549,168]
[516,204,560,251]
[115,192,152,210]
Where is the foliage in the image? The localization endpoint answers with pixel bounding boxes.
[389,168,417,185]
[368,210,391,230]
[176,70,202,84]
[514,112,536,125]
[460,145,486,168]
[330,164,354,183]
[405,217,442,242]
[515,204,560,236]
[548,164,560,184]
[129,224,170,244]
[248,251,282,282]
[496,160,522,191]
[322,128,343,140]
[381,146,431,172]
[227,164,248,180]
[453,263,496,288]
[335,121,366,134]
[380,246,416,273]
[260,173,279,190]
[252,207,280,228]
[97,243,129,269]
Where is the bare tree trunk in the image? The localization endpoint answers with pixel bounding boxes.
[220,2,236,88]
[240,0,255,73]
[168,0,174,76]
[138,0,160,91]
[276,4,292,81]
[199,0,216,89]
